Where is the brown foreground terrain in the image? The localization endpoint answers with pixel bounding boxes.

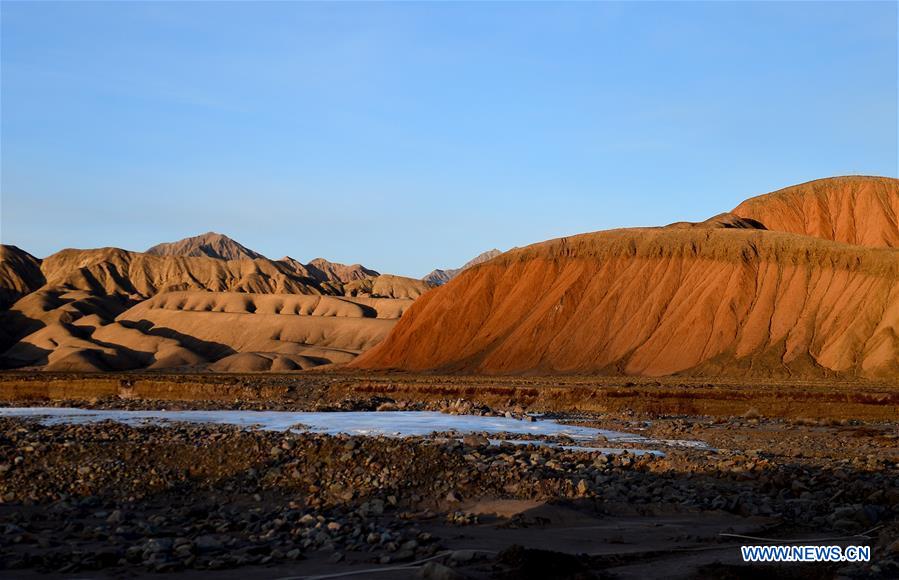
[0,372,896,579]
[1,372,896,420]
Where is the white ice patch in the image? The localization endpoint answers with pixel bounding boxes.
[0,408,707,452]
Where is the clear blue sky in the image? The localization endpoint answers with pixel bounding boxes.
[2,1,896,277]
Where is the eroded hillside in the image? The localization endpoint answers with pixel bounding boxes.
[355,176,899,379]
[0,237,432,372]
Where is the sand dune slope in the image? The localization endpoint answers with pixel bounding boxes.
[355,177,899,379]
[733,176,899,248]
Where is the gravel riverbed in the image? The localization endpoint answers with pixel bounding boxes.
[0,401,896,579]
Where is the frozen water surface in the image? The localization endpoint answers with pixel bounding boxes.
[0,408,707,453]
[0,408,631,439]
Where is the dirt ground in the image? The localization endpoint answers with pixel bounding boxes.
[0,371,896,579]
[1,371,897,420]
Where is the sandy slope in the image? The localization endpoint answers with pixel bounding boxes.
[354,176,899,378]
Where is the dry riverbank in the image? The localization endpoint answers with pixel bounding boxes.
[0,372,896,578]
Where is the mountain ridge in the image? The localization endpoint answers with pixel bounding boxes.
[146,232,265,261]
[353,175,899,379]
[423,249,503,285]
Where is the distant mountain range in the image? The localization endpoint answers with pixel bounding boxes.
[423,249,503,285]
[146,232,382,286]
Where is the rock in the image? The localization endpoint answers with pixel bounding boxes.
[884,488,899,506]
[450,549,477,563]
[194,535,224,553]
[401,540,419,551]
[886,540,899,556]
[418,561,464,580]
[370,498,385,515]
[462,434,488,447]
[576,479,589,496]
[446,490,462,503]
[152,557,182,572]
[830,504,882,526]
[145,538,173,553]
[833,519,857,531]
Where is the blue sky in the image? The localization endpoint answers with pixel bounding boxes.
[1,1,896,277]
